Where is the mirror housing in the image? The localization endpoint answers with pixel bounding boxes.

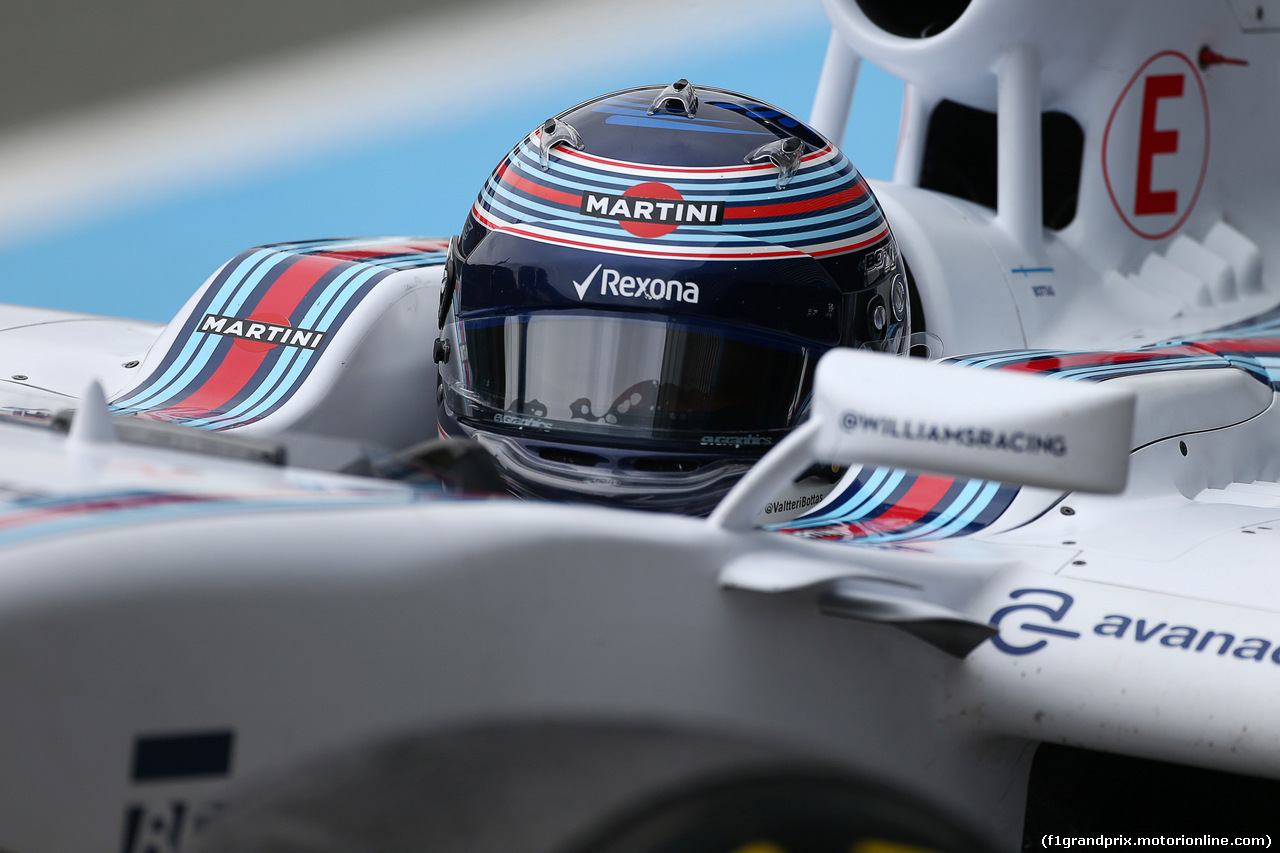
[712,348,1135,531]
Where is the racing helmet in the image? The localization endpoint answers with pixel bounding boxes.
[436,81,910,515]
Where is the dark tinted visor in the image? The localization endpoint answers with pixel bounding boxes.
[441,312,821,453]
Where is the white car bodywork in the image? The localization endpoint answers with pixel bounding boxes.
[2,0,1280,851]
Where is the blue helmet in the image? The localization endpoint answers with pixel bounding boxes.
[436,81,910,514]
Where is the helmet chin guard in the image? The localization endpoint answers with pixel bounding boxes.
[437,82,911,514]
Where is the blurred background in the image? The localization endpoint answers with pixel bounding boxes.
[0,0,902,322]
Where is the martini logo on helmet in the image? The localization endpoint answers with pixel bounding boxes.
[572,264,700,304]
[580,182,724,238]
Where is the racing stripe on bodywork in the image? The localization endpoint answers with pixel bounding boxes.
[779,334,1273,543]
[112,239,447,429]
[775,469,1019,542]
[0,486,445,548]
[946,346,1234,381]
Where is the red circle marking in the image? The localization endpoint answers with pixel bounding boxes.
[620,182,684,238]
[233,312,290,352]
[1101,50,1210,240]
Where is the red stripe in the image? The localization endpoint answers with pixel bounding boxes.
[724,181,869,220]
[497,161,582,207]
[867,473,956,533]
[998,351,1174,373]
[159,254,343,417]
[253,254,342,318]
[782,474,956,539]
[170,346,272,415]
[0,494,213,531]
[1184,337,1280,354]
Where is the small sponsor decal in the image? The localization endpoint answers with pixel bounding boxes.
[494,412,552,430]
[699,434,773,449]
[572,263,700,304]
[121,730,235,853]
[199,314,326,350]
[580,182,723,238]
[764,492,826,515]
[131,731,234,781]
[840,410,1067,457]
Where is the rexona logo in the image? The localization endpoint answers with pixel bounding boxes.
[572,263,700,304]
[991,587,1280,666]
[199,314,326,350]
[580,182,724,238]
[840,411,1067,457]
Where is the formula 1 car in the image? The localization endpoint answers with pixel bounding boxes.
[2,0,1280,851]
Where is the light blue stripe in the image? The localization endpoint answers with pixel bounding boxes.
[509,160,881,224]
[481,191,736,245]
[512,144,858,202]
[867,477,984,541]
[768,467,888,529]
[299,263,384,328]
[917,480,1001,540]
[111,334,222,412]
[786,466,905,528]
[209,264,388,427]
[178,342,310,429]
[185,264,385,428]
[829,477,967,543]
[130,259,370,425]
[216,250,297,319]
[484,179,883,248]
[113,250,277,408]
[1047,357,1224,382]
[946,349,1063,369]
[515,147,858,201]
[113,249,294,409]
[946,351,1223,380]
[488,183,883,244]
[514,140,854,191]
[1238,354,1280,367]
[384,254,447,269]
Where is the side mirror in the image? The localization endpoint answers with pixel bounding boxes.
[711,348,1135,531]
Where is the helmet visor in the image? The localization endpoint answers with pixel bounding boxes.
[441,312,820,454]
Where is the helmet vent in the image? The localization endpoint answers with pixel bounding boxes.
[538,447,604,467]
[745,136,807,189]
[631,457,700,473]
[647,79,699,117]
[538,118,585,170]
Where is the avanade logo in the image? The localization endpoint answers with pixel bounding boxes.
[572,263,700,303]
[990,587,1280,665]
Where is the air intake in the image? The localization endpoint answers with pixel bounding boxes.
[855,0,970,38]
